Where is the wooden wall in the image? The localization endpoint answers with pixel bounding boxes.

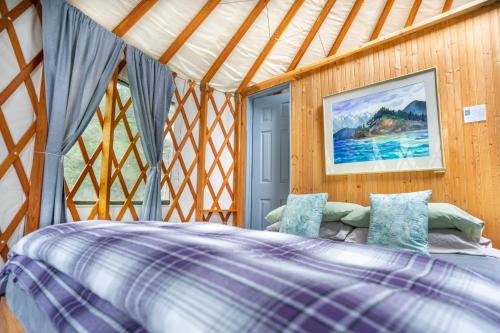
[291,4,500,245]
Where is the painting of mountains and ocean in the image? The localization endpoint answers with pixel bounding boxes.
[332,82,429,164]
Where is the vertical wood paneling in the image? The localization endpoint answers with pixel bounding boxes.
[291,5,500,245]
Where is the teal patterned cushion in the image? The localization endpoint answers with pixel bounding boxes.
[279,193,328,237]
[367,190,432,255]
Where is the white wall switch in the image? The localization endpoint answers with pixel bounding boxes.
[463,104,487,123]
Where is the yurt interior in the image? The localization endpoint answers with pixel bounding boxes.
[1,0,500,332]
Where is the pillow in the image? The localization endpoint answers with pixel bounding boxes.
[345,228,369,244]
[266,201,362,224]
[319,222,354,241]
[265,206,286,224]
[427,203,484,242]
[279,193,328,237]
[367,190,432,255]
[427,229,491,254]
[322,202,363,222]
[345,228,492,255]
[267,221,354,241]
[266,222,281,232]
[340,206,370,227]
[342,203,485,241]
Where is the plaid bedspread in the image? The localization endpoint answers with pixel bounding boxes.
[2,221,500,333]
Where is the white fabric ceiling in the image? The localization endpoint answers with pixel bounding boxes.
[70,0,472,92]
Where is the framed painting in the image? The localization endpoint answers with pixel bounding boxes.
[323,68,445,175]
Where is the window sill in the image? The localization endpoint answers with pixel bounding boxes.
[72,200,171,206]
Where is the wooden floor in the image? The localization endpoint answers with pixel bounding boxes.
[0,297,24,333]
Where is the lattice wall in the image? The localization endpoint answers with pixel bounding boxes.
[106,64,148,221]
[63,64,236,224]
[162,77,201,222]
[0,1,239,263]
[201,89,237,224]
[64,95,104,221]
[0,0,42,263]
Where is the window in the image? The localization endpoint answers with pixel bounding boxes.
[64,79,175,213]
[64,99,104,204]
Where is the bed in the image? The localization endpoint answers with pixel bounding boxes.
[2,221,500,333]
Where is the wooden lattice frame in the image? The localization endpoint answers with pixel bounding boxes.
[107,65,148,220]
[0,0,42,260]
[64,107,104,221]
[63,68,225,224]
[200,90,237,223]
[161,77,201,222]
[63,62,146,221]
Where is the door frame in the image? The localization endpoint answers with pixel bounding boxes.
[244,82,291,229]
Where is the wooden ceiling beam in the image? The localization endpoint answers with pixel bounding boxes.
[327,0,364,56]
[112,0,158,37]
[202,0,269,84]
[405,0,423,27]
[237,0,304,93]
[369,0,395,41]
[442,0,454,12]
[288,0,337,71]
[241,0,496,96]
[159,0,220,64]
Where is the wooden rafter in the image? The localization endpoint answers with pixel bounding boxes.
[288,0,336,71]
[442,0,454,12]
[159,0,220,64]
[405,0,423,27]
[112,0,158,37]
[237,0,304,92]
[327,0,364,56]
[202,0,269,84]
[241,0,496,96]
[369,0,395,41]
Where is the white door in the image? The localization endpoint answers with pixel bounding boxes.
[249,93,290,230]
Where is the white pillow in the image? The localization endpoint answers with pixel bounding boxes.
[345,228,493,255]
[266,221,353,241]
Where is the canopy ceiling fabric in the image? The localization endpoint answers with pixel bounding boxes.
[69,0,472,93]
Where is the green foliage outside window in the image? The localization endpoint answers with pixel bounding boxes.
[64,81,174,205]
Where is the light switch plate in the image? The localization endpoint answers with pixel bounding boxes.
[463,104,487,123]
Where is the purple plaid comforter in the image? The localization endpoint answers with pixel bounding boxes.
[2,221,500,333]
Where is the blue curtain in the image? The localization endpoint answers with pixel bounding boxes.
[39,0,125,227]
[126,46,175,221]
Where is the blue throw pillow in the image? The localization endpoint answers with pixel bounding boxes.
[367,190,432,255]
[279,193,328,237]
